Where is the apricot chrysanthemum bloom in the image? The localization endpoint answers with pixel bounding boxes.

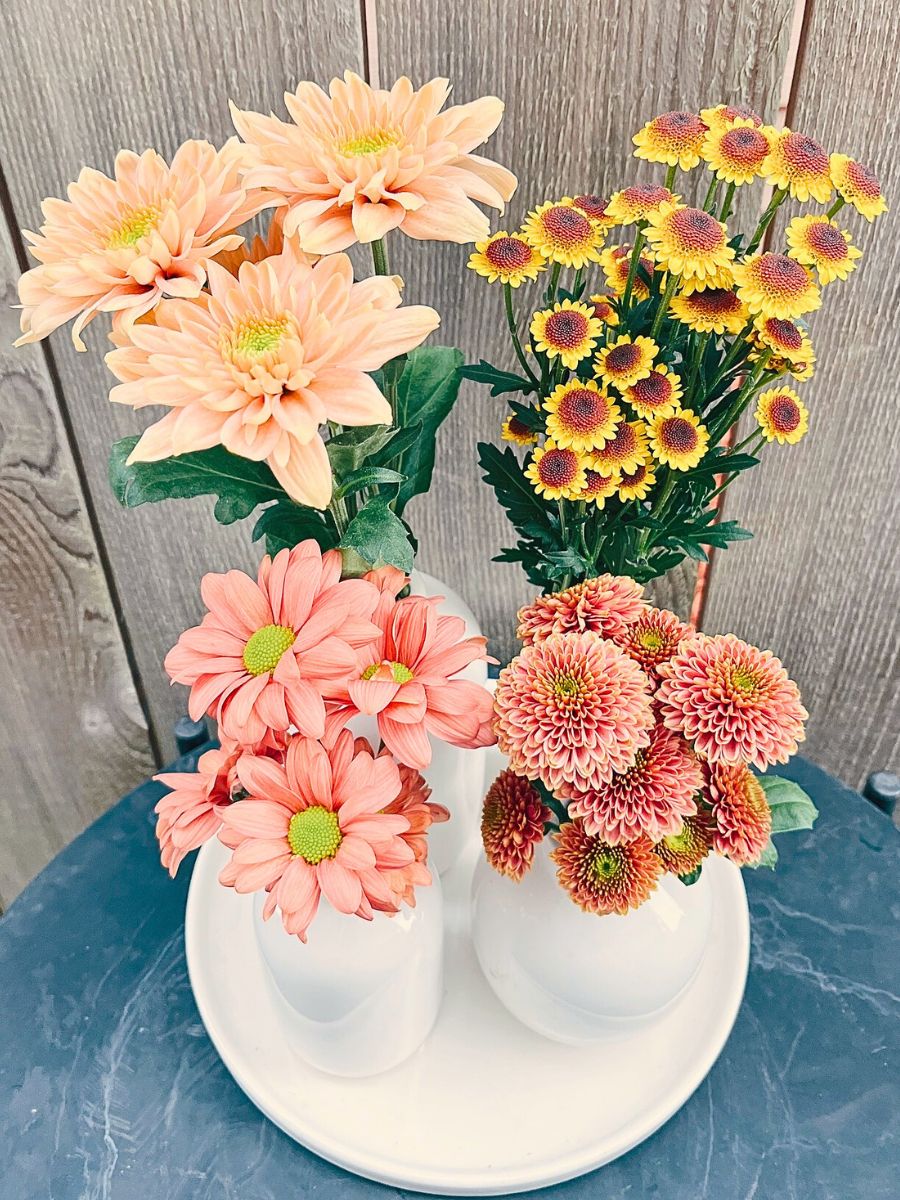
[575,466,622,507]
[600,244,655,300]
[481,769,551,881]
[591,419,650,477]
[647,410,709,471]
[761,129,833,202]
[522,199,605,268]
[16,140,278,350]
[613,606,691,677]
[494,632,655,793]
[501,413,538,446]
[644,204,735,283]
[524,442,588,500]
[154,736,247,876]
[376,752,448,907]
[552,822,662,915]
[219,733,417,941]
[786,215,861,284]
[606,185,678,225]
[232,72,516,253]
[753,316,813,365]
[732,253,821,320]
[657,633,808,769]
[623,364,683,419]
[543,380,621,453]
[633,111,709,170]
[701,119,777,185]
[653,809,715,876]
[707,763,772,866]
[669,286,749,335]
[106,246,438,508]
[530,299,602,369]
[468,231,546,286]
[588,293,620,326]
[616,458,656,502]
[700,104,763,132]
[164,540,380,746]
[755,387,809,445]
[829,154,888,221]
[595,334,658,390]
[516,575,646,645]
[559,724,702,844]
[572,194,617,230]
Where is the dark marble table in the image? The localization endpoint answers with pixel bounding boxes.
[1,751,898,1199]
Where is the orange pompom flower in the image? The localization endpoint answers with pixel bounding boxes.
[613,606,692,678]
[653,810,715,877]
[829,154,888,221]
[552,822,662,915]
[516,575,647,644]
[732,253,821,320]
[481,769,551,880]
[633,111,708,170]
[707,764,773,866]
[761,129,833,202]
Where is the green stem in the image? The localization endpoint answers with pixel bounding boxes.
[621,226,646,312]
[686,331,710,403]
[572,266,584,297]
[557,498,568,542]
[746,187,787,255]
[371,237,390,276]
[638,471,676,555]
[329,495,350,537]
[664,164,678,192]
[548,261,562,302]
[650,273,679,340]
[703,177,720,213]
[719,181,737,222]
[710,351,772,442]
[503,283,540,388]
[827,197,846,219]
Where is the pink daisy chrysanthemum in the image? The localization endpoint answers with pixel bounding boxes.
[164,540,380,746]
[558,724,702,844]
[706,763,773,866]
[653,809,716,876]
[481,769,551,881]
[657,633,808,769]
[552,821,662,915]
[613,606,692,678]
[516,575,647,645]
[494,633,655,794]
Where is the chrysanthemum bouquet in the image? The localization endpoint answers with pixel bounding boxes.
[467,104,887,590]
[482,574,818,912]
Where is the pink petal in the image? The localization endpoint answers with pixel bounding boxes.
[235,757,299,809]
[317,858,363,914]
[285,737,334,809]
[336,835,377,870]
[379,714,432,769]
[220,798,291,839]
[347,677,400,716]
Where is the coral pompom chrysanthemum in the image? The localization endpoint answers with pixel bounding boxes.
[15,140,278,350]
[623,364,683,419]
[653,809,715,876]
[106,246,439,508]
[232,72,517,253]
[670,286,749,335]
[494,633,655,793]
[707,763,773,866]
[647,410,709,471]
[785,215,861,284]
[613,606,691,677]
[657,634,808,769]
[530,299,602,368]
[552,822,662,915]
[468,231,546,286]
[829,154,888,221]
[732,252,821,320]
[591,420,650,476]
[761,129,833,203]
[517,575,647,645]
[606,185,678,225]
[521,199,605,268]
[525,442,588,500]
[154,736,248,876]
[481,769,551,880]
[644,203,735,283]
[543,380,621,453]
[701,119,777,185]
[755,387,809,444]
[633,111,708,170]
[595,334,658,389]
[616,458,656,502]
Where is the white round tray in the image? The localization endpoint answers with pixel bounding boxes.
[185,748,750,1196]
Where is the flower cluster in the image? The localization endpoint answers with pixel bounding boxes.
[482,574,810,915]
[156,541,494,941]
[469,104,886,592]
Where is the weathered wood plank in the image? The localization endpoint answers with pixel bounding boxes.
[374,0,797,661]
[0,0,363,758]
[703,0,900,790]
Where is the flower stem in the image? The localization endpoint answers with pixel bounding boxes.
[719,181,737,222]
[650,272,679,340]
[745,187,787,255]
[665,164,678,192]
[703,177,720,213]
[686,331,710,403]
[827,196,846,219]
[503,283,540,388]
[621,226,646,312]
[710,351,772,442]
[548,261,562,302]
[371,237,390,276]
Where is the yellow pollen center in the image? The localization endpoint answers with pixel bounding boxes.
[637,629,666,651]
[106,205,160,249]
[242,624,296,676]
[730,666,760,693]
[593,850,621,882]
[665,827,692,852]
[338,127,401,157]
[228,315,289,358]
[553,673,581,699]
[287,807,342,863]
[361,659,415,684]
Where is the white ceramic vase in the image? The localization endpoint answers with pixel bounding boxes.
[471,840,712,1044]
[254,870,444,1077]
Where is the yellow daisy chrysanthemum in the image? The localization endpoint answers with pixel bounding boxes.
[755,387,809,444]
[732,253,821,320]
[600,245,655,300]
[670,286,749,334]
[468,231,547,287]
[524,442,588,500]
[676,263,736,295]
[648,410,709,471]
[623,364,683,419]
[606,184,679,225]
[588,293,620,327]
[521,198,605,268]
[760,129,833,203]
[829,154,888,221]
[595,334,658,390]
[501,414,538,446]
[644,203,735,283]
[591,419,650,476]
[700,104,763,133]
[530,299,602,369]
[571,194,617,231]
[752,315,814,366]
[633,110,709,169]
[750,347,815,382]
[785,215,861,285]
[572,466,621,508]
[543,379,621,454]
[701,119,778,185]
[617,457,658,501]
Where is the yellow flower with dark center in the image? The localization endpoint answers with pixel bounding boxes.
[644,203,735,282]
[633,110,709,169]
[676,263,736,295]
[595,334,658,389]
[501,413,538,446]
[785,215,861,285]
[524,441,589,500]
[530,299,602,369]
[617,456,657,501]
[761,129,833,202]
[700,104,763,133]
[670,286,749,334]
[571,194,617,230]
[468,230,547,286]
[623,364,683,419]
[544,379,621,453]
[701,119,778,185]
[591,419,650,476]
[752,315,814,365]
[732,252,821,319]
[600,244,655,299]
[607,184,679,225]
[648,410,709,470]
[587,293,620,326]
[573,466,622,507]
[755,387,809,444]
[829,154,888,221]
[521,198,605,268]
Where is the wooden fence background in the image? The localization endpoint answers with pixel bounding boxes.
[0,0,897,908]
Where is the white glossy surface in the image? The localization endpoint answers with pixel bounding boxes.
[186,749,750,1196]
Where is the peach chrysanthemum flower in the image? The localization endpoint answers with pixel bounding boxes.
[16,140,277,350]
[669,286,749,335]
[516,575,647,645]
[106,244,439,508]
[754,387,809,445]
[785,215,861,285]
[600,244,655,300]
[521,199,606,268]
[524,442,588,501]
[701,119,777,186]
[559,724,702,844]
[543,380,621,454]
[706,763,772,865]
[633,111,709,170]
[732,252,821,321]
[164,540,380,746]
[644,203,735,283]
[494,632,655,794]
[653,809,715,876]
[613,605,692,678]
[219,732,417,941]
[616,458,657,502]
[829,154,888,221]
[232,72,516,253]
[657,633,808,769]
[481,769,551,881]
[760,129,833,203]
[606,185,679,225]
[700,104,763,133]
[623,364,683,420]
[468,230,546,286]
[375,750,448,907]
[552,822,662,915]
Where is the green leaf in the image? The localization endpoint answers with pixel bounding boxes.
[334,466,406,501]
[252,501,339,556]
[368,423,423,469]
[460,359,535,397]
[325,424,395,477]
[340,497,415,572]
[392,346,464,513]
[757,839,779,870]
[759,775,819,834]
[109,437,287,525]
[679,865,702,886]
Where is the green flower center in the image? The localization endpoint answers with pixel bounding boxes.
[552,672,582,699]
[287,806,342,863]
[229,315,289,357]
[338,127,401,157]
[242,624,296,676]
[361,659,415,684]
[637,629,665,651]
[106,205,160,249]
[592,850,622,883]
[664,826,692,852]
[730,666,760,694]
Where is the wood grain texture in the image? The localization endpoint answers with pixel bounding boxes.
[0,211,154,908]
[374,0,797,662]
[0,0,363,758]
[703,0,900,790]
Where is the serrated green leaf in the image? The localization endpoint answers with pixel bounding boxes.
[460,359,535,397]
[340,497,415,572]
[334,466,406,501]
[252,501,339,556]
[393,346,464,513]
[759,776,819,834]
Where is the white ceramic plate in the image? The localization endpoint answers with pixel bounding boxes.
[185,748,750,1196]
